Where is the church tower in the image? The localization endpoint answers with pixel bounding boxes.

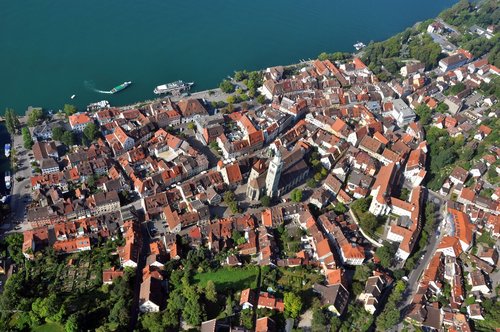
[265,150,283,198]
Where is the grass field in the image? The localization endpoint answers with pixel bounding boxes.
[194,266,259,292]
[33,322,65,332]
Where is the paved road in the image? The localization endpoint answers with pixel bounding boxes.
[397,190,447,326]
[1,128,33,237]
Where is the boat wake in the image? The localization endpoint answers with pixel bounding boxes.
[84,80,113,94]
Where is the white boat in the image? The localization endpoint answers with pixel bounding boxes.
[86,100,110,111]
[354,42,366,51]
[71,94,76,99]
[4,144,10,158]
[4,171,11,190]
[153,80,194,95]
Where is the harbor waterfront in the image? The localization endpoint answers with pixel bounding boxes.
[1,0,456,114]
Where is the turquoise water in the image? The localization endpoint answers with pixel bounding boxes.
[1,0,456,114]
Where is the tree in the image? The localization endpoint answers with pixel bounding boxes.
[351,197,371,213]
[307,179,318,188]
[141,312,165,332]
[224,191,235,203]
[182,283,205,325]
[65,314,79,332]
[312,307,328,331]
[256,94,266,104]
[376,306,400,330]
[219,80,235,93]
[353,265,371,283]
[63,104,77,116]
[22,127,33,149]
[187,122,196,131]
[226,95,237,104]
[52,127,65,141]
[83,122,99,142]
[234,71,248,82]
[284,292,303,319]
[260,195,271,207]
[376,241,398,268]
[415,104,432,126]
[27,107,44,127]
[290,189,303,202]
[4,108,20,135]
[61,131,76,147]
[333,202,348,214]
[240,308,253,329]
[205,280,217,303]
[108,298,130,327]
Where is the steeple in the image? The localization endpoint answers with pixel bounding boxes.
[265,150,283,198]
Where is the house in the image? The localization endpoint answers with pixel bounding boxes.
[474,125,492,140]
[257,292,284,312]
[177,99,209,123]
[68,113,92,132]
[219,162,243,186]
[240,288,257,310]
[369,162,397,216]
[102,267,124,284]
[40,158,60,175]
[449,167,469,186]
[467,303,484,320]
[139,275,164,313]
[312,283,349,316]
[33,120,66,140]
[468,270,490,294]
[470,162,487,178]
[401,62,425,77]
[255,317,276,332]
[390,99,416,127]
[443,96,463,115]
[439,53,468,72]
[359,276,386,314]
[447,208,473,252]
[33,141,59,162]
[478,247,498,266]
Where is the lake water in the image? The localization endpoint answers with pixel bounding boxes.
[1,0,456,114]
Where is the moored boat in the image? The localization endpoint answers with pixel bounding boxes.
[354,42,366,51]
[4,171,11,190]
[154,80,194,95]
[4,144,10,158]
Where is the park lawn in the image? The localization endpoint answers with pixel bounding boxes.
[33,322,65,332]
[193,266,259,292]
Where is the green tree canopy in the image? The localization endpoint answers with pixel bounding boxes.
[63,104,77,116]
[204,280,217,303]
[52,127,65,141]
[27,108,44,127]
[260,195,271,207]
[284,292,303,319]
[290,189,303,202]
[22,127,33,149]
[83,122,99,142]
[219,80,235,93]
[61,131,76,147]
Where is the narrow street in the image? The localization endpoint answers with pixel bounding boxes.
[397,190,448,330]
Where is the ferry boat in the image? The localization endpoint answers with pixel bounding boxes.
[4,171,11,190]
[353,42,366,51]
[154,81,194,95]
[110,81,132,94]
[4,144,10,158]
